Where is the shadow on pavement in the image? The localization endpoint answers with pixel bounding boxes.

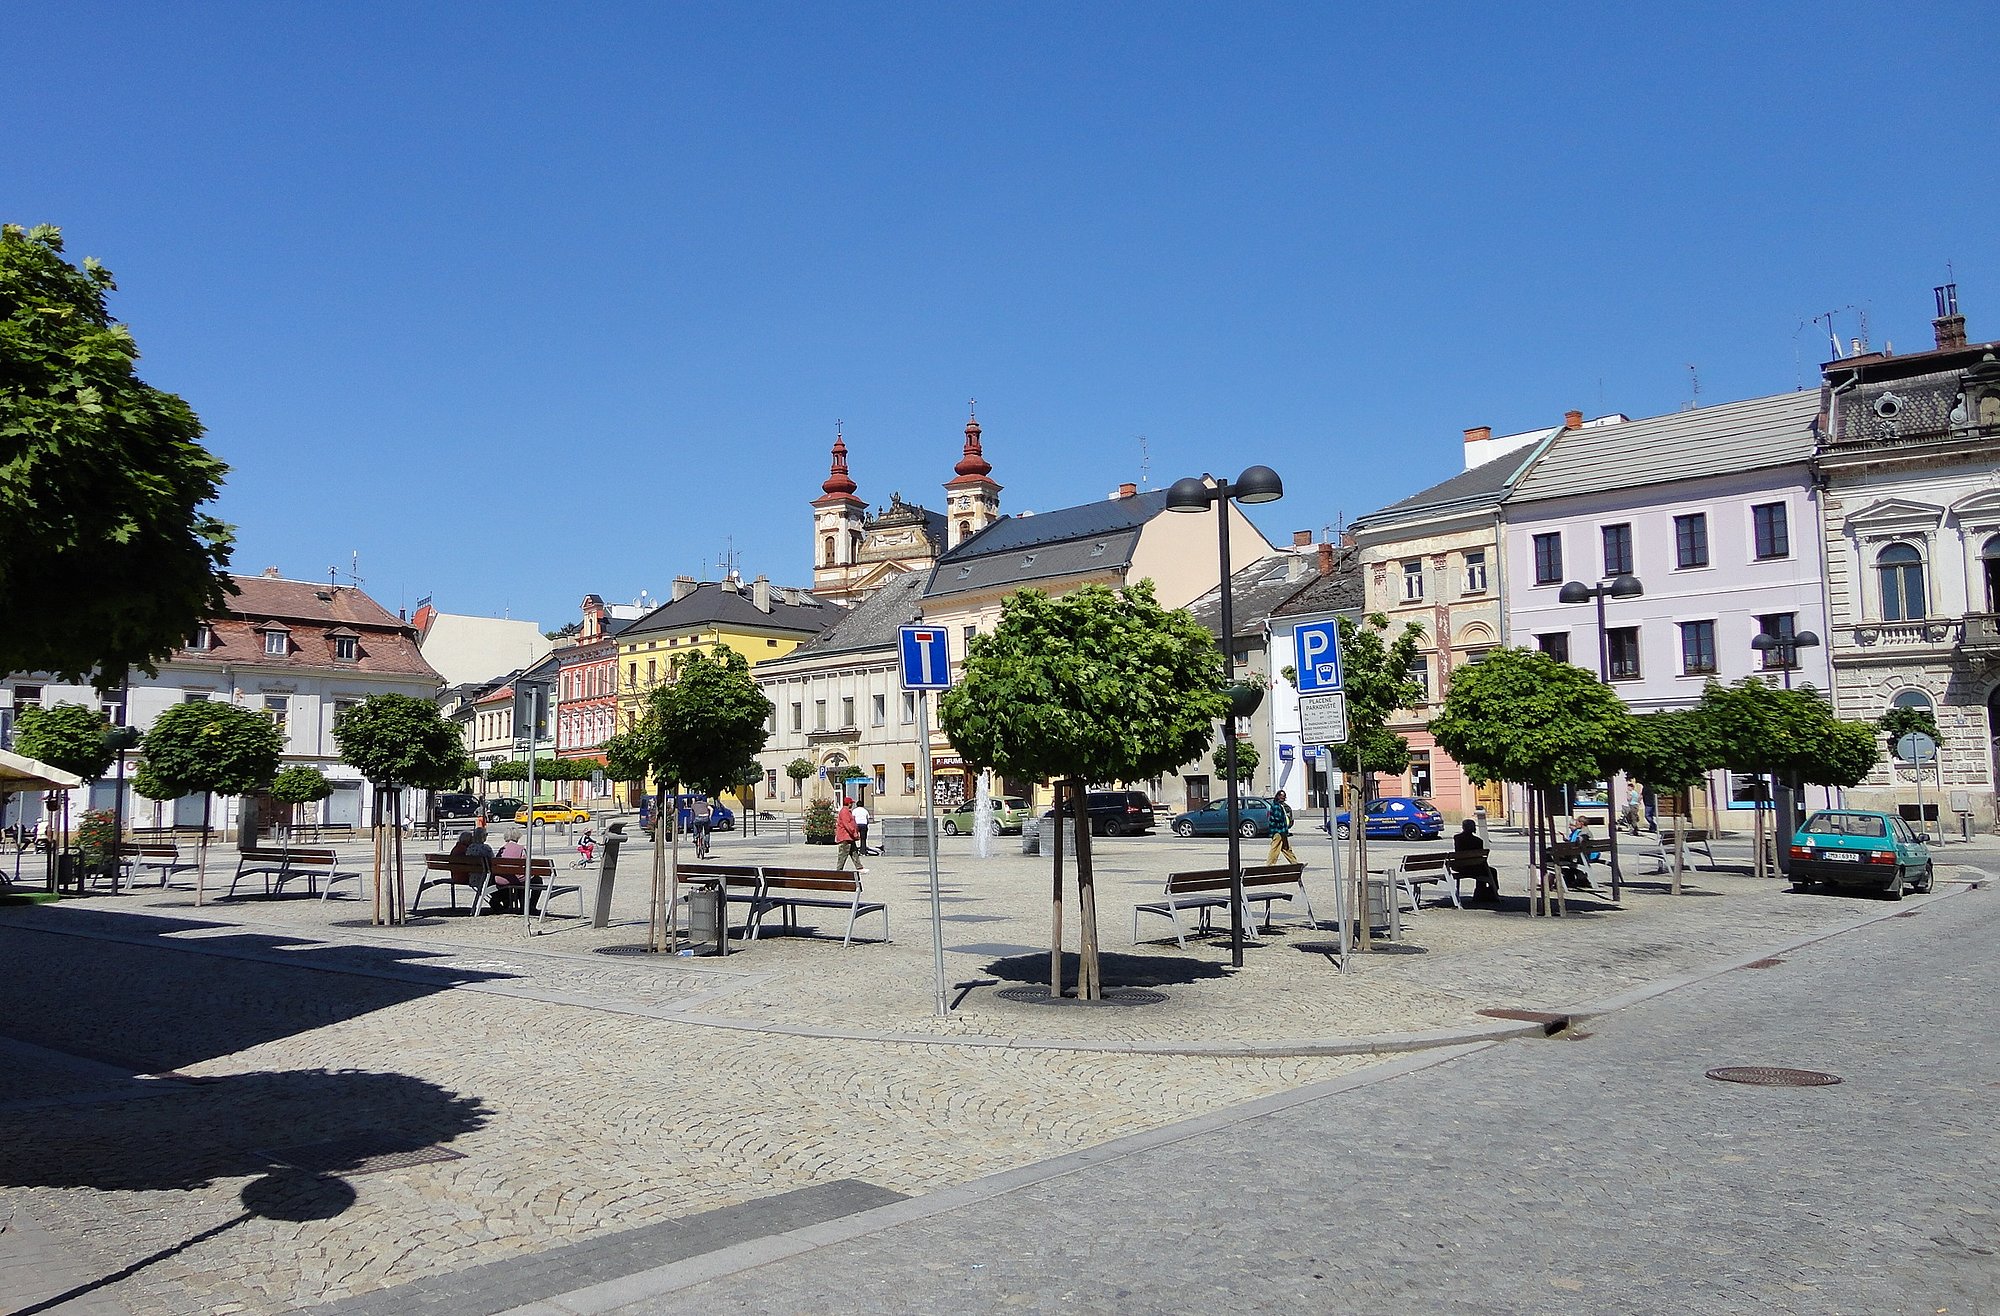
[982,948,1231,988]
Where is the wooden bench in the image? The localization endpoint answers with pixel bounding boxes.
[1635,827,1716,873]
[1134,864,1313,948]
[410,854,492,915]
[746,866,888,947]
[1542,841,1612,897]
[483,855,581,920]
[124,843,198,889]
[676,863,765,945]
[225,847,360,899]
[291,821,356,844]
[1394,850,1493,910]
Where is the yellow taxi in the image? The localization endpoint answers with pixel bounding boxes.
[515,803,590,826]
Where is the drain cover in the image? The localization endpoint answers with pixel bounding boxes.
[993,985,1168,1007]
[1705,1066,1841,1087]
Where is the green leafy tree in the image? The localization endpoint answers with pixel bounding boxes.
[0,224,234,685]
[602,730,653,788]
[642,646,774,797]
[333,695,468,791]
[940,581,1226,999]
[139,699,284,902]
[1696,678,1881,876]
[13,702,115,849]
[1605,709,1718,889]
[784,757,816,802]
[1330,614,1426,783]
[1879,704,1942,748]
[270,765,334,836]
[1212,739,1259,785]
[1431,647,1630,900]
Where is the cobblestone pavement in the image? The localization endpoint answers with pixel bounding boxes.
[543,882,2000,1316]
[0,833,1988,1314]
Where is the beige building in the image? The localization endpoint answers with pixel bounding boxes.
[810,413,998,606]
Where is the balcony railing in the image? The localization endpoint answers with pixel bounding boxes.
[1965,613,2000,653]
[1842,618,1964,651]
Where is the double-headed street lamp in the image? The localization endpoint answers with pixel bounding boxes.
[1558,574,1643,898]
[1167,465,1284,968]
[1751,628,1822,868]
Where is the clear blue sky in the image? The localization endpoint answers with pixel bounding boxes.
[13,4,1998,630]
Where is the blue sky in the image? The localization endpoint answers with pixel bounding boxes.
[12,4,1998,630]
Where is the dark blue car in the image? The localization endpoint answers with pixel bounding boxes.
[1328,796,1443,840]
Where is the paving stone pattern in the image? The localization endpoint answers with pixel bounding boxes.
[592,885,2000,1316]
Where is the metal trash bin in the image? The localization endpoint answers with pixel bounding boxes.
[685,881,725,955]
[1364,876,1398,932]
[1021,820,1041,856]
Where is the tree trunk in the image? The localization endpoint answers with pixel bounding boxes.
[391,788,407,923]
[194,794,210,906]
[1672,808,1685,896]
[370,789,385,925]
[1049,780,1067,998]
[1073,779,1101,1001]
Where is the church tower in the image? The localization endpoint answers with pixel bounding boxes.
[811,427,867,600]
[943,405,1002,548]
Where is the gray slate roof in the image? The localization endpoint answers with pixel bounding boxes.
[619,580,835,641]
[1270,545,1365,619]
[1185,548,1366,641]
[1508,391,1821,505]
[925,490,1169,600]
[773,571,927,664]
[1351,430,1560,530]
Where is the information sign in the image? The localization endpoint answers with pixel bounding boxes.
[1298,692,1348,745]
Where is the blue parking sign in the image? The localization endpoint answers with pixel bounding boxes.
[900,626,952,690]
[1294,620,1343,693]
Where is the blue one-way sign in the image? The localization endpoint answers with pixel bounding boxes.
[1294,619,1343,693]
[900,626,952,690]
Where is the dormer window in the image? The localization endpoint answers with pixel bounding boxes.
[334,636,358,661]
[256,623,291,657]
[188,625,217,651]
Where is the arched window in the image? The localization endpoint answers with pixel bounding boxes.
[1982,534,2000,613]
[823,534,836,566]
[1877,543,1927,621]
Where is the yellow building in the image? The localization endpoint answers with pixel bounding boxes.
[612,573,836,737]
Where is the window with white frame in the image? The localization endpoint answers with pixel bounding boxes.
[1401,559,1424,602]
[1877,543,1927,620]
[871,693,886,726]
[1463,549,1488,593]
[262,695,289,735]
[188,624,216,651]
[263,630,287,657]
[901,692,917,724]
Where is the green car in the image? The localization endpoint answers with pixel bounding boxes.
[941,797,1032,836]
[1788,809,1933,899]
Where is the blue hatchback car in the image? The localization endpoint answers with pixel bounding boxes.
[1171,797,1279,837]
[1327,796,1444,841]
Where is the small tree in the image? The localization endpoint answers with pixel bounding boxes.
[12,703,114,849]
[785,757,816,802]
[1607,710,1717,892]
[270,765,335,837]
[940,581,1225,999]
[1313,614,1424,941]
[139,700,284,903]
[602,730,653,798]
[1212,739,1259,786]
[1431,647,1630,911]
[333,694,468,924]
[1879,704,1942,750]
[0,224,235,685]
[634,646,774,950]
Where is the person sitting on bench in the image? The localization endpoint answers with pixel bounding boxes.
[1454,819,1498,902]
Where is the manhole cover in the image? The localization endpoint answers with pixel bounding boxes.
[1706,1066,1842,1087]
[594,944,695,957]
[992,985,1168,1007]
[255,1136,466,1176]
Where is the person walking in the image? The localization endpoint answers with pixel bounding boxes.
[852,798,873,856]
[834,798,867,873]
[1266,789,1300,865]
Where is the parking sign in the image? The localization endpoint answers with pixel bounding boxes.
[1294,619,1343,693]
[900,626,952,690]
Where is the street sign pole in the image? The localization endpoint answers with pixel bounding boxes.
[1293,619,1348,971]
[901,626,953,1018]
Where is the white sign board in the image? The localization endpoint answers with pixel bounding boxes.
[1299,693,1348,745]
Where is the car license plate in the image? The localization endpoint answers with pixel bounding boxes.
[1823,851,1860,862]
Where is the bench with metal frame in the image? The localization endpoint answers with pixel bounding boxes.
[1133,864,1313,948]
[675,862,765,945]
[483,855,582,921]
[410,853,492,915]
[746,865,888,947]
[124,843,199,889]
[225,847,361,899]
[1634,827,1716,873]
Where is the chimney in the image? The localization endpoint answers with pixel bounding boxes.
[752,574,771,612]
[1564,409,1583,430]
[1935,283,1968,350]
[671,575,698,602]
[1117,482,1137,500]
[1317,541,1335,576]
[1291,529,1313,548]
[262,566,281,578]
[1462,426,1491,446]
[1288,554,1311,582]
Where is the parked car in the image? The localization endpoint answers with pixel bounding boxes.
[1171,797,1279,838]
[1788,809,1933,899]
[643,795,735,839]
[434,792,482,821]
[1044,789,1156,836]
[1327,796,1444,841]
[517,803,590,826]
[942,797,1032,836]
[484,797,528,823]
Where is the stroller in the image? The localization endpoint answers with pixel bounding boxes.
[575,829,596,867]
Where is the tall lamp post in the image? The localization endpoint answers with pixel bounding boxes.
[1167,465,1284,968]
[1558,573,1643,899]
[103,724,141,895]
[1752,629,1823,864]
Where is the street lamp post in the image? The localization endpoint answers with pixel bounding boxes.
[1558,574,1644,900]
[1167,465,1284,968]
[1751,629,1823,868]
[102,724,140,895]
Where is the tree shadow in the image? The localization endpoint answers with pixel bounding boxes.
[982,948,1232,988]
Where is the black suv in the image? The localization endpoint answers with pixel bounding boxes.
[434,792,482,821]
[1046,789,1156,837]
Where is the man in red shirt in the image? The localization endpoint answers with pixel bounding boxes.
[834,799,867,874]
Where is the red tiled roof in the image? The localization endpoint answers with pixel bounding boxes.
[182,575,441,681]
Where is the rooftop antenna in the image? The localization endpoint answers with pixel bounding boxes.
[1812,307,1855,360]
[719,536,740,581]
[349,550,363,588]
[1685,364,1700,411]
[1136,434,1151,489]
